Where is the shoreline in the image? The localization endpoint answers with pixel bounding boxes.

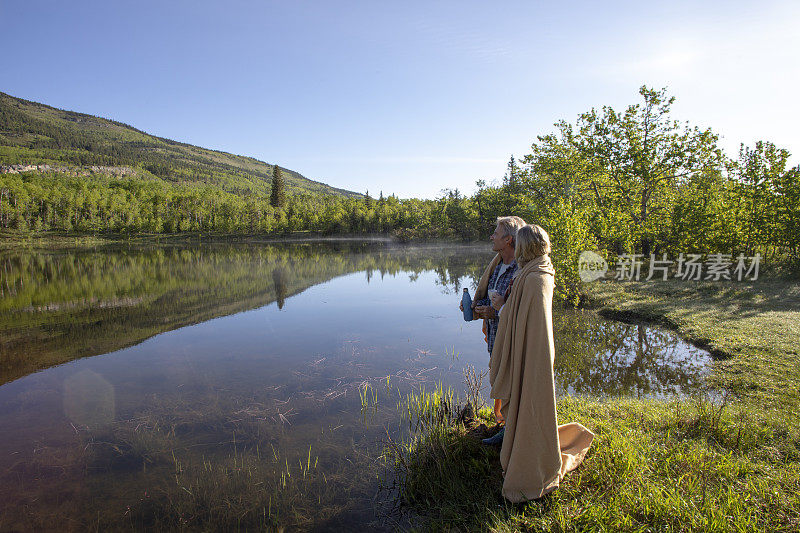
[390,277,800,530]
[0,230,487,251]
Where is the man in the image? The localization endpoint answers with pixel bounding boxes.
[461,216,525,440]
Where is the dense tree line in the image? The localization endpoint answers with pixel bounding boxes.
[0,170,473,238]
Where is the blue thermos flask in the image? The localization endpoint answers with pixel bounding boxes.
[462,288,473,321]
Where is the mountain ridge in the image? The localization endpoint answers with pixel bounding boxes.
[0,91,361,198]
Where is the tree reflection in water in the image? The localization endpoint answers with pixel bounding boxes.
[272,266,289,309]
[554,313,709,398]
[432,274,711,399]
[1,242,708,396]
[0,242,488,385]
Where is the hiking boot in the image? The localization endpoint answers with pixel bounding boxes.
[481,426,504,445]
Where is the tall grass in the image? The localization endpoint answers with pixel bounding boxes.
[399,382,459,433]
[385,392,800,531]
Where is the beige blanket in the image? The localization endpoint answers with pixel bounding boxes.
[474,253,502,304]
[489,255,594,502]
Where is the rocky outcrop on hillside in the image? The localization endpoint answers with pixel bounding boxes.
[0,164,137,177]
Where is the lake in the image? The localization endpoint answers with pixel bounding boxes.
[0,241,710,530]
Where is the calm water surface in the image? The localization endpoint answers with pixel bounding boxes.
[0,242,710,530]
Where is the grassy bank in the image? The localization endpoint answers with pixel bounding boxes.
[388,278,800,531]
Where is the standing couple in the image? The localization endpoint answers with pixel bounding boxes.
[462,216,593,503]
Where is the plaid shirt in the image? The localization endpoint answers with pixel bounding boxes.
[477,259,517,354]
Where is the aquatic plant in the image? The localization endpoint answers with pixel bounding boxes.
[399,382,459,433]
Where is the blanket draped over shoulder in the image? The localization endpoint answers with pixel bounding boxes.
[474,253,502,303]
[473,253,502,341]
[489,254,594,502]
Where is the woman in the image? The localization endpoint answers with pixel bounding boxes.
[488,224,594,502]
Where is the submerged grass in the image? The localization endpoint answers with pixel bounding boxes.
[1,394,367,531]
[113,441,334,531]
[386,277,800,531]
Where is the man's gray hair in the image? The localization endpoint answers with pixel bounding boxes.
[496,216,526,246]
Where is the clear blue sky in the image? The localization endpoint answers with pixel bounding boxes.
[1,0,798,198]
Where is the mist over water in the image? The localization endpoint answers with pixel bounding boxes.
[0,242,710,529]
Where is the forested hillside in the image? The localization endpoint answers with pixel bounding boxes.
[0,93,474,238]
[0,92,358,198]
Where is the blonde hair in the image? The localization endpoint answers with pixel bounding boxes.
[515,224,551,265]
[495,216,526,246]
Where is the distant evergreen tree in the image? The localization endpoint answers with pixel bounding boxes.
[506,156,519,187]
[504,155,521,211]
[270,165,286,208]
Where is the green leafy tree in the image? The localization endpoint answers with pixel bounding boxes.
[523,86,723,255]
[669,170,733,254]
[776,163,800,264]
[723,141,800,263]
